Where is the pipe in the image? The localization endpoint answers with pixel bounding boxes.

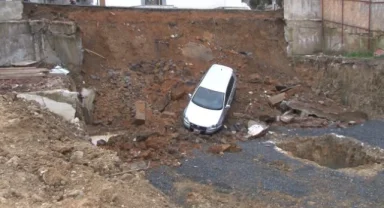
[341,0,344,49]
[322,0,324,51]
[368,0,372,51]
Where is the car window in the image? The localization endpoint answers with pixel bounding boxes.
[225,76,235,104]
[192,87,225,110]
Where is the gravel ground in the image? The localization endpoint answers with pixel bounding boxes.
[148,120,384,207]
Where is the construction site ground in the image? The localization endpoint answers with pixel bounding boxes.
[0,3,383,207]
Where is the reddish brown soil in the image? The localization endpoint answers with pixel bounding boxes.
[23,4,347,165]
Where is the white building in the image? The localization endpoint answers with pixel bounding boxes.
[27,0,251,10]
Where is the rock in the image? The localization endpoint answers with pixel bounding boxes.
[70,151,84,164]
[134,100,146,125]
[208,144,231,154]
[65,190,84,199]
[247,120,269,138]
[227,143,242,153]
[31,194,44,202]
[268,93,286,106]
[247,73,261,83]
[171,86,186,100]
[41,168,68,186]
[6,156,20,167]
[277,110,295,123]
[208,143,242,154]
[161,111,177,119]
[81,88,96,124]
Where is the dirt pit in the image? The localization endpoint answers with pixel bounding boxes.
[276,134,384,169]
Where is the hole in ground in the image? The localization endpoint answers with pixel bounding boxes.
[276,134,383,169]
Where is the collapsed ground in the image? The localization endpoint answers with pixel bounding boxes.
[0,3,381,207]
[23,4,367,166]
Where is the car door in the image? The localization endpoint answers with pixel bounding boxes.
[222,76,235,120]
[226,75,236,106]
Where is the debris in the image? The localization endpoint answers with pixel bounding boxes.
[70,151,84,164]
[208,143,242,154]
[277,110,295,123]
[239,51,253,56]
[275,84,299,93]
[161,111,177,119]
[81,88,96,124]
[11,60,38,67]
[336,111,368,123]
[134,100,146,125]
[247,120,269,138]
[84,48,106,59]
[50,65,70,75]
[171,86,186,100]
[248,73,261,83]
[268,93,286,106]
[285,100,336,121]
[0,67,49,79]
[90,134,118,146]
[208,144,230,154]
[258,115,276,124]
[110,161,150,176]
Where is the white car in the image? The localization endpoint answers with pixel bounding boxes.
[183,64,237,134]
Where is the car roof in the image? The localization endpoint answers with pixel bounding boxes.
[199,64,234,93]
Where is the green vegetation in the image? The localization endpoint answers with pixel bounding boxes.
[343,51,374,58]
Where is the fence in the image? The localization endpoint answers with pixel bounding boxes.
[322,0,384,52]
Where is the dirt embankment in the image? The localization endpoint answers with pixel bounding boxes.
[22,4,354,166]
[0,94,175,207]
[24,4,291,129]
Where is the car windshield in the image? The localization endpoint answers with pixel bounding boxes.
[192,87,224,110]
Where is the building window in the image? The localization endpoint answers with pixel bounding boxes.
[145,0,164,5]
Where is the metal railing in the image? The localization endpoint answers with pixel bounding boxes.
[321,0,384,51]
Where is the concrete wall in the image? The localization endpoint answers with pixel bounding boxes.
[0,1,23,21]
[0,20,83,68]
[284,0,322,56]
[285,0,384,55]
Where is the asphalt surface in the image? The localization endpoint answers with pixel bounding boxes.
[148,120,384,207]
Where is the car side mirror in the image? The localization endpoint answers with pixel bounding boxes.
[188,93,192,99]
[225,104,230,109]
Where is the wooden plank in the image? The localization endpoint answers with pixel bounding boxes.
[0,67,38,70]
[0,69,48,75]
[0,73,46,79]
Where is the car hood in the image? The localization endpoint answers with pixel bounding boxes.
[185,102,222,127]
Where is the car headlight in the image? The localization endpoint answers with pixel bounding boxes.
[184,117,190,124]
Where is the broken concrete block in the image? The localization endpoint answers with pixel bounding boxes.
[81,88,96,124]
[268,93,286,106]
[134,100,146,125]
[247,120,269,139]
[17,93,76,122]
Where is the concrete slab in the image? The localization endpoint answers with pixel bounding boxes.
[0,1,23,21]
[17,93,76,122]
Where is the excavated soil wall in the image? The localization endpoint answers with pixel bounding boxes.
[23,3,292,131]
